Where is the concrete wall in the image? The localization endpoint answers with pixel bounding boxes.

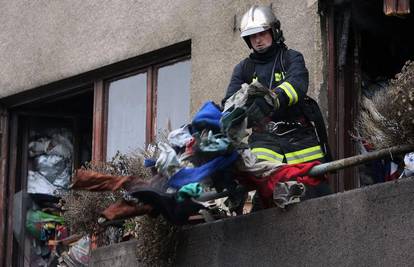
[175,177,414,266]
[89,240,138,267]
[0,0,324,114]
[89,177,414,266]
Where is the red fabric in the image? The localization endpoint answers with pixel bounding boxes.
[263,161,321,198]
[385,169,400,181]
[237,161,323,208]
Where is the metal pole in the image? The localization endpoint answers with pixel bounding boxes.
[308,144,414,176]
[196,144,414,202]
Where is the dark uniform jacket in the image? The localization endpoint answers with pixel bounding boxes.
[222,43,327,165]
[223,43,309,122]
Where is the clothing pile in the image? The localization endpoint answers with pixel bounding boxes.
[71,81,326,225]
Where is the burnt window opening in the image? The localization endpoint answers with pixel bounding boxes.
[351,0,413,187]
[8,89,94,266]
[353,0,414,80]
[324,0,413,191]
[19,90,94,167]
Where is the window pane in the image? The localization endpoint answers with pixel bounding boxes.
[106,73,146,160]
[156,60,191,134]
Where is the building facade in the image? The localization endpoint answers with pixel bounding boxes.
[1,0,413,265]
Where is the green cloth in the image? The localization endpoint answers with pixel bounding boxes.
[177,183,203,202]
[26,210,64,239]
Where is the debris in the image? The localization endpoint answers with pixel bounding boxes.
[358,61,414,149]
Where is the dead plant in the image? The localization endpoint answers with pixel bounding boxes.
[357,61,414,149]
[62,131,179,263]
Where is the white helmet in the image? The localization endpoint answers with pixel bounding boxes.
[240,5,284,48]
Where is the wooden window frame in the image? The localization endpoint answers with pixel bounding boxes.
[98,54,191,161]
[0,40,191,264]
[325,5,360,192]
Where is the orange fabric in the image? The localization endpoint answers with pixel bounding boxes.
[102,200,153,220]
[70,169,147,192]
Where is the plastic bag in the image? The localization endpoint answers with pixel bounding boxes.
[26,210,64,239]
[69,236,91,266]
[404,152,414,177]
[27,171,58,195]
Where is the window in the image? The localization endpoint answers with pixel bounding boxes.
[1,41,191,264]
[105,57,191,160]
[106,73,148,160]
[156,60,191,135]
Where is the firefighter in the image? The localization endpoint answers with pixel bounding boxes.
[223,4,331,210]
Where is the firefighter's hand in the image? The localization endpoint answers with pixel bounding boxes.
[246,97,273,127]
[273,88,289,110]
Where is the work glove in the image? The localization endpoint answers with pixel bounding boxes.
[247,80,281,111]
[247,80,269,98]
[273,88,289,111]
[246,97,274,127]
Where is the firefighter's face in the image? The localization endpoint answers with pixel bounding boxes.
[249,30,273,53]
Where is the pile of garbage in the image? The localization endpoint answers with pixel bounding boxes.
[358,61,414,149]
[20,128,75,266]
[357,61,414,184]
[70,81,326,227]
[62,146,179,266]
[61,81,331,265]
[28,129,73,195]
[61,157,132,236]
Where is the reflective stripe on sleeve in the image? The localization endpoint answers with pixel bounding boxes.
[251,148,284,163]
[278,81,299,106]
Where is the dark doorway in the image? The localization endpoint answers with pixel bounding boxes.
[7,89,93,266]
[325,0,414,191]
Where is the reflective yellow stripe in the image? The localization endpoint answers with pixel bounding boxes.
[278,81,298,106]
[252,148,284,163]
[256,155,283,163]
[285,145,324,164]
[278,83,293,106]
[285,145,322,156]
[252,148,284,159]
[275,72,282,82]
[287,153,324,164]
[284,82,298,104]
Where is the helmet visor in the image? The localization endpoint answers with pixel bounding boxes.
[240,26,270,37]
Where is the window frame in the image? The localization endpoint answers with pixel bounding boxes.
[94,50,191,162]
[152,56,191,141]
[101,54,191,160]
[0,41,191,264]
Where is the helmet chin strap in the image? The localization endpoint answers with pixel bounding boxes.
[255,48,269,53]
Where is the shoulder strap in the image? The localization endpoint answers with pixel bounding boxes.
[302,96,333,162]
[242,58,256,83]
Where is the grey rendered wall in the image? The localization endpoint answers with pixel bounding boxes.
[175,177,414,267]
[0,0,324,114]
